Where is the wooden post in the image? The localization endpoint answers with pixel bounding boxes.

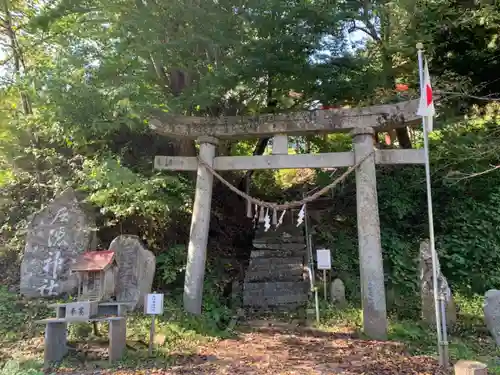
[454,360,487,375]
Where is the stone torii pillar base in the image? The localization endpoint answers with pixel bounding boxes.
[351,127,388,340]
[183,136,219,315]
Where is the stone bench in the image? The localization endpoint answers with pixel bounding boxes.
[36,317,126,368]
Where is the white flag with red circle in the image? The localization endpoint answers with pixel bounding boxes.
[417,58,435,132]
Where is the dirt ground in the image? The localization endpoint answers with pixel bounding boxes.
[54,322,449,375]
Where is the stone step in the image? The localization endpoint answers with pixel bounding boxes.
[256,224,302,232]
[255,221,302,231]
[252,243,306,251]
[245,270,304,282]
[250,248,305,258]
[253,236,305,245]
[243,281,309,307]
[243,305,307,318]
[247,256,304,268]
[255,226,303,233]
[245,261,304,282]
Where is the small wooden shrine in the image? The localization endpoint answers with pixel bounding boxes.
[71,250,118,301]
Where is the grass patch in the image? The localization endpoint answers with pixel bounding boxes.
[0,286,234,371]
[61,297,234,370]
[0,360,43,375]
[59,305,234,370]
[314,299,362,333]
[125,298,234,353]
[0,287,51,342]
[318,293,500,373]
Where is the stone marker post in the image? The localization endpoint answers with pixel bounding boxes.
[454,360,487,375]
[352,127,388,340]
[183,136,218,314]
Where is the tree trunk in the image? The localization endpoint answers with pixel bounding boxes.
[395,128,412,149]
[237,76,277,190]
[380,44,412,149]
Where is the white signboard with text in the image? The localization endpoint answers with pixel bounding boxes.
[145,293,164,315]
[316,248,332,270]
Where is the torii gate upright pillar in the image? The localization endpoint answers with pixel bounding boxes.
[352,127,388,339]
[184,136,218,314]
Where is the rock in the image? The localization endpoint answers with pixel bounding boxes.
[20,188,97,298]
[484,289,500,346]
[421,293,457,327]
[454,360,488,375]
[418,239,457,327]
[330,278,346,306]
[109,235,155,310]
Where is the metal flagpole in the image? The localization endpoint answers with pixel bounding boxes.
[416,43,447,367]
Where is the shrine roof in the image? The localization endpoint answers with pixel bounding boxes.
[71,250,116,272]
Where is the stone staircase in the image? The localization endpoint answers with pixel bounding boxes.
[243,218,310,313]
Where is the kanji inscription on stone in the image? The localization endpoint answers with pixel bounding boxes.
[20,188,98,298]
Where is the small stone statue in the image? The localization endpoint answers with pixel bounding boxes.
[418,239,457,327]
[484,289,500,346]
[330,278,347,306]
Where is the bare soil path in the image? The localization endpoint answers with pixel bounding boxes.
[54,321,448,375]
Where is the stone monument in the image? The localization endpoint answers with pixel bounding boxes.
[484,289,500,346]
[109,235,155,309]
[419,239,456,327]
[20,188,97,297]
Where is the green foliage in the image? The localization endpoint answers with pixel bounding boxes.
[201,279,233,327]
[124,288,232,358]
[156,245,187,285]
[316,302,362,332]
[307,105,500,313]
[0,361,42,375]
[416,0,500,99]
[432,106,500,293]
[0,287,51,342]
[67,322,93,341]
[78,155,190,220]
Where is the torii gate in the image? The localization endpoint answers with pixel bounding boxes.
[150,99,425,340]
